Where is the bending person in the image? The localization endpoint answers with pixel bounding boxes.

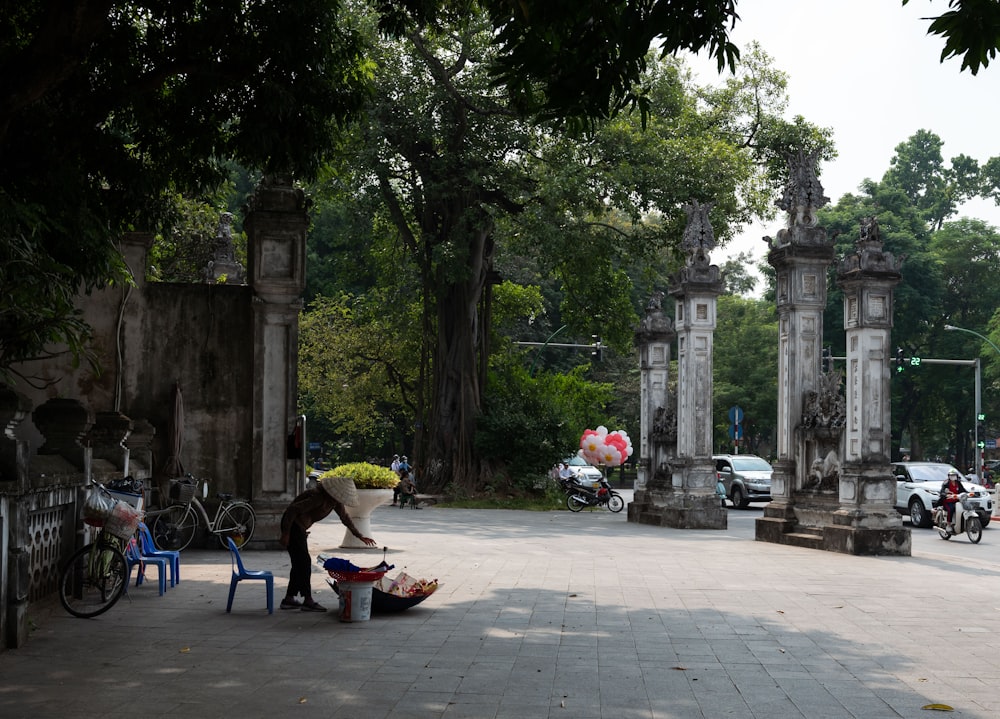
[279,475,376,611]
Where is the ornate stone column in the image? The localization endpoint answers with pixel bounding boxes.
[668,201,726,528]
[828,218,910,554]
[632,201,725,528]
[244,175,308,542]
[627,292,676,523]
[757,151,836,543]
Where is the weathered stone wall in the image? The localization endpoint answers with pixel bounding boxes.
[10,240,256,497]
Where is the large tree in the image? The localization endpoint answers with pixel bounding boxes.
[318,11,830,491]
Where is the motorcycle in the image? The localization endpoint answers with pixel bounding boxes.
[557,475,624,513]
[932,492,983,543]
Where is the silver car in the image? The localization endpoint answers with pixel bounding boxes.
[713,454,773,508]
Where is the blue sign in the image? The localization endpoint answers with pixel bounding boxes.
[728,405,744,424]
[987,439,997,449]
[728,424,743,440]
[308,442,322,451]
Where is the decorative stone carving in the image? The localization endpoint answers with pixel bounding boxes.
[776,149,830,227]
[800,369,846,493]
[673,200,721,286]
[635,291,673,342]
[838,216,903,277]
[801,370,847,433]
[202,211,246,285]
[651,397,677,445]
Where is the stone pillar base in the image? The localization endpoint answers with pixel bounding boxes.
[823,524,911,555]
[628,489,726,529]
[756,499,797,542]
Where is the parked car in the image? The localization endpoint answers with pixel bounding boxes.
[713,454,773,508]
[892,461,993,528]
[561,456,604,486]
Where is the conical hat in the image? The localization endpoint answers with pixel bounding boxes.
[318,475,359,507]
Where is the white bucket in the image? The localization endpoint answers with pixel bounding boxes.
[338,582,374,622]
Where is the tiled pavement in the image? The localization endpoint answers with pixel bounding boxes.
[2,494,999,718]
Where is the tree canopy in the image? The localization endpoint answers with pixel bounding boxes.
[3,0,997,380]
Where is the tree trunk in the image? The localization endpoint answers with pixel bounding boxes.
[421,226,494,493]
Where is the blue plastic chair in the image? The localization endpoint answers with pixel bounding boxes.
[125,539,169,596]
[138,522,180,587]
[226,537,273,614]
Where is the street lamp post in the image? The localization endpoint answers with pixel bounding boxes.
[944,324,1000,485]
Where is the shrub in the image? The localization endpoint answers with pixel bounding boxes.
[323,462,399,489]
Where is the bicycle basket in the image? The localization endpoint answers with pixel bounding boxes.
[104,501,143,539]
[170,478,198,503]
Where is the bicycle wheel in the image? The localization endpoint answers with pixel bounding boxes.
[152,505,198,551]
[59,541,128,618]
[216,502,256,549]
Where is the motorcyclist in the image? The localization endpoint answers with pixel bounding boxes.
[939,469,967,528]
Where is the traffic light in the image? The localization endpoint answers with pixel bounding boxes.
[591,335,603,362]
[895,347,905,373]
[821,347,831,373]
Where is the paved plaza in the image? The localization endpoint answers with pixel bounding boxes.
[2,495,999,718]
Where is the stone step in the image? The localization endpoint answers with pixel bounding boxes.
[781,529,825,550]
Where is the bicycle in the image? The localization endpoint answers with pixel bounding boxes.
[58,484,142,618]
[150,474,256,551]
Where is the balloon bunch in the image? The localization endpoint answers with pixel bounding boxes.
[579,426,633,467]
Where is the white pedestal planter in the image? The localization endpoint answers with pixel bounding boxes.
[340,489,393,548]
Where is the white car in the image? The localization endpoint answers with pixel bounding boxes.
[562,456,604,487]
[893,462,993,528]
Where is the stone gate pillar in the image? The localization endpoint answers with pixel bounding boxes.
[631,201,725,528]
[757,152,836,543]
[627,292,676,523]
[828,217,910,554]
[244,175,308,542]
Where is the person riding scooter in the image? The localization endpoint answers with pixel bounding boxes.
[939,469,968,529]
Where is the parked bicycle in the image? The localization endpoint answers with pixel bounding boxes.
[150,474,255,551]
[58,483,142,618]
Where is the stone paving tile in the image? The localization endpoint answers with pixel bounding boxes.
[3,501,1000,718]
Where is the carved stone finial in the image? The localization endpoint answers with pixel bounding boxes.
[681,200,716,256]
[202,211,246,284]
[776,149,829,227]
[837,215,903,277]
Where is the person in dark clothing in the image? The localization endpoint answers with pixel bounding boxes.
[279,475,376,611]
[939,469,967,526]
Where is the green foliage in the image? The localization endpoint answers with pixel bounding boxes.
[476,354,616,486]
[298,292,419,452]
[905,0,1000,74]
[146,194,247,283]
[713,294,778,453]
[0,0,373,378]
[324,462,399,489]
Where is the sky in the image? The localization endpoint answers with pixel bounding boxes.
[685,0,1000,277]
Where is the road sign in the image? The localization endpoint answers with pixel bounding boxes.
[986,439,997,449]
[728,406,744,424]
[728,424,743,440]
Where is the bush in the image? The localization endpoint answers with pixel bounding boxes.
[323,462,399,489]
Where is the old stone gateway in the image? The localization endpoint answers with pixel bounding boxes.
[629,152,911,557]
